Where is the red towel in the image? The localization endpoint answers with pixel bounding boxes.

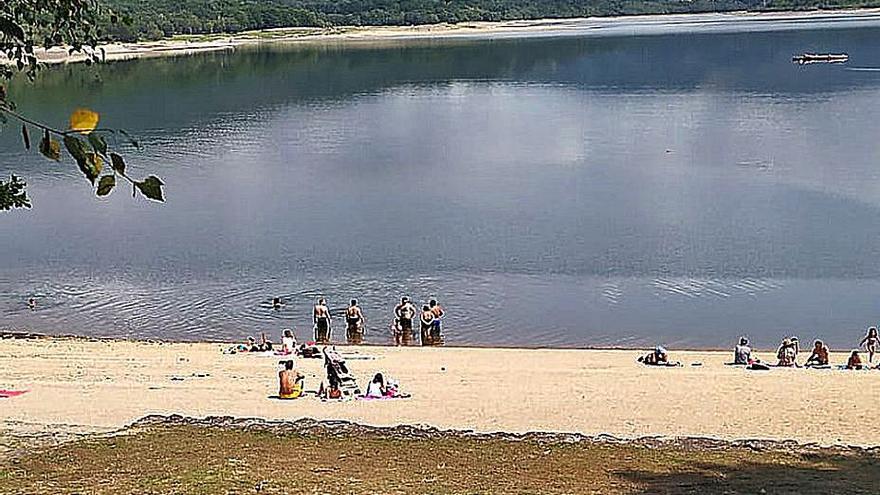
[0,390,29,398]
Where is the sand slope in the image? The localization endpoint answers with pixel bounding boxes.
[1,339,878,447]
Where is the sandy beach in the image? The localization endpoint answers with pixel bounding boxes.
[24,8,880,65]
[1,337,879,447]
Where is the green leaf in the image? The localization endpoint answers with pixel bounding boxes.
[135,176,165,202]
[88,133,107,155]
[39,131,61,161]
[96,175,116,197]
[21,125,30,150]
[109,153,126,175]
[63,135,89,162]
[65,135,102,184]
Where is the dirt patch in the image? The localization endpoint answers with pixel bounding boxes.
[1,416,878,494]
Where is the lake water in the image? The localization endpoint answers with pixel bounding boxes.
[3,13,880,349]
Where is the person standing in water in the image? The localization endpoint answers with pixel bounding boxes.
[394,296,417,344]
[419,304,435,346]
[345,299,365,344]
[429,299,445,344]
[860,327,879,363]
[314,297,332,344]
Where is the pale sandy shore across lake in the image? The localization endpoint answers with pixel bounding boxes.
[1,338,879,448]
[25,8,880,65]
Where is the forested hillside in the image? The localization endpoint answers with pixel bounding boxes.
[102,0,880,41]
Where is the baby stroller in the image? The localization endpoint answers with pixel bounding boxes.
[319,347,361,399]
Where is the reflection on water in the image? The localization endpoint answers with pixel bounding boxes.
[3,15,880,348]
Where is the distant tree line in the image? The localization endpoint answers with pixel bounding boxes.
[101,0,880,41]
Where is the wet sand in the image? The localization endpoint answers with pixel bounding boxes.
[1,337,878,447]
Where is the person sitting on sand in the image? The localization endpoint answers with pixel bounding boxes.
[394,296,417,340]
[860,327,879,363]
[805,340,830,367]
[846,350,864,370]
[419,305,435,346]
[280,329,296,355]
[776,337,800,367]
[278,360,304,399]
[258,332,273,352]
[345,299,365,343]
[365,372,387,398]
[314,298,332,344]
[734,337,752,365]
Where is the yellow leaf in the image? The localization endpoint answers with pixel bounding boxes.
[69,108,100,134]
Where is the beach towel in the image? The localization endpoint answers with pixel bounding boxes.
[358,393,411,401]
[0,390,29,398]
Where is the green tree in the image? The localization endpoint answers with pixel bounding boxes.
[1,0,164,211]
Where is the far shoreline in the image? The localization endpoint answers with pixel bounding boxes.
[25,7,880,65]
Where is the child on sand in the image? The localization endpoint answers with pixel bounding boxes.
[846,350,865,370]
[805,340,830,367]
[860,327,879,363]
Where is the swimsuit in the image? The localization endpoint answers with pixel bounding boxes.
[315,316,330,341]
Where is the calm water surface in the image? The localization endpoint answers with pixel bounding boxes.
[3,14,880,348]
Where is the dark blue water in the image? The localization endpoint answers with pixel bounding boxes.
[3,13,880,349]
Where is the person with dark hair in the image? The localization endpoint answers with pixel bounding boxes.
[314,297,332,344]
[429,299,445,344]
[345,299,365,344]
[420,305,435,346]
[278,360,303,399]
[860,327,879,363]
[805,340,830,367]
[365,372,386,398]
[394,296,416,343]
[734,337,752,365]
[847,350,865,370]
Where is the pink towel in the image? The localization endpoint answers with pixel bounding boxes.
[0,390,29,398]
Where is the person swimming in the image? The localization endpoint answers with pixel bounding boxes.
[272,297,283,310]
[345,299,365,343]
[419,305,435,346]
[860,327,879,363]
[805,339,830,367]
[27,297,36,310]
[734,337,752,365]
[394,296,417,342]
[314,297,332,344]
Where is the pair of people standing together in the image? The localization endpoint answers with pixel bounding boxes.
[311,297,366,345]
[392,296,444,346]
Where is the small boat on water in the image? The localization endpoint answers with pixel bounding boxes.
[792,53,849,65]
